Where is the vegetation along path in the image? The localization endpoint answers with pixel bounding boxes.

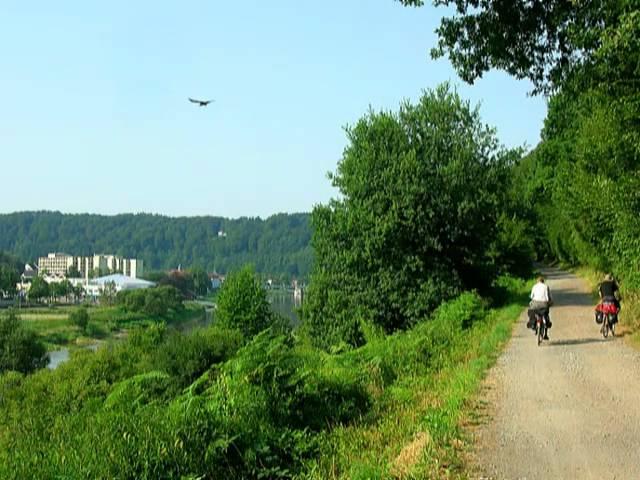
[469,268,640,479]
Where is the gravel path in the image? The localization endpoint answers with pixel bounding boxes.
[469,268,640,479]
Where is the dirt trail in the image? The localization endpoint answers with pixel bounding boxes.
[469,268,640,479]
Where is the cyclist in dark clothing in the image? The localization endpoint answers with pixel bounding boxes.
[599,274,621,310]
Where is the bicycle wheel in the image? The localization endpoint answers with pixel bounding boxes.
[537,321,544,346]
[603,315,609,338]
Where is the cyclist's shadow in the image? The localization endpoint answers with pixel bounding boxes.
[546,337,610,347]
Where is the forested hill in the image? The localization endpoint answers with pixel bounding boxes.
[0,211,312,278]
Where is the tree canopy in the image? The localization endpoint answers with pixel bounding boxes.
[304,84,526,348]
[397,0,631,94]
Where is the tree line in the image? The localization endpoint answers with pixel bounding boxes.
[0,211,313,280]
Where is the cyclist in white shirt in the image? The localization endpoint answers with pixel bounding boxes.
[527,276,553,338]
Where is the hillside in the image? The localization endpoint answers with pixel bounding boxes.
[0,211,312,278]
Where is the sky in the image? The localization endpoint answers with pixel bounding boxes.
[0,1,547,219]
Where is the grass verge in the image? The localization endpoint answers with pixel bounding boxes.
[300,277,529,479]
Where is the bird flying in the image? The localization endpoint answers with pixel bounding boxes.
[189,98,214,107]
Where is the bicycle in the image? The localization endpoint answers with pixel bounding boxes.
[534,310,548,346]
[599,302,618,338]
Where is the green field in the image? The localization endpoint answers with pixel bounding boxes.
[17,302,205,350]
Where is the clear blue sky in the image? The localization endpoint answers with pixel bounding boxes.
[0,0,547,218]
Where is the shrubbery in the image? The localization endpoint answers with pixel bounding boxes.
[0,310,48,374]
[69,307,89,332]
[0,285,519,479]
[117,285,184,317]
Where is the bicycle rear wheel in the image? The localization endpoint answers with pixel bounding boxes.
[537,321,544,346]
[603,315,609,338]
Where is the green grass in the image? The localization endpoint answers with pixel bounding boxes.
[300,278,530,479]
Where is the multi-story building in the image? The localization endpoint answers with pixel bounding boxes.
[38,253,75,277]
[38,253,144,279]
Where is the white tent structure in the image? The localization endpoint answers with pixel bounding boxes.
[87,274,155,296]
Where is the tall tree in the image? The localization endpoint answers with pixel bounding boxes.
[28,276,49,303]
[215,265,274,339]
[304,84,520,348]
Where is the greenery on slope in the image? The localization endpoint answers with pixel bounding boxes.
[0,277,527,480]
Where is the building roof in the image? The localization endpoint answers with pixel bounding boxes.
[90,274,155,289]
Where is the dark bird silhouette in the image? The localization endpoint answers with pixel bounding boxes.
[189,98,215,107]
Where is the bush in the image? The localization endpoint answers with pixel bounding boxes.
[0,310,48,374]
[69,307,89,332]
[117,286,184,318]
[153,326,243,389]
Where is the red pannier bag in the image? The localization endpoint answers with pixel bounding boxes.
[595,302,619,315]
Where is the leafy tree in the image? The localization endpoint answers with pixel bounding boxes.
[304,84,519,348]
[0,252,21,297]
[0,266,19,297]
[71,284,84,303]
[50,280,72,302]
[0,310,48,373]
[215,265,274,338]
[28,276,50,303]
[142,286,183,317]
[189,266,210,296]
[118,286,183,317]
[100,281,117,306]
[397,0,629,93]
[159,270,194,298]
[70,307,89,332]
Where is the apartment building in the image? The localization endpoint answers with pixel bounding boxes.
[37,253,144,279]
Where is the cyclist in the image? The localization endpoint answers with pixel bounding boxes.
[597,273,621,326]
[599,274,620,307]
[528,276,552,339]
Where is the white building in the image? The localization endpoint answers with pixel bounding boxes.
[37,253,144,279]
[80,274,155,298]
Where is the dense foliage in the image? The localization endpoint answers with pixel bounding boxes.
[0,211,312,279]
[0,252,21,297]
[117,286,184,317]
[215,265,282,339]
[0,310,48,374]
[0,284,525,479]
[304,85,529,348]
[491,6,640,292]
[401,1,640,289]
[398,0,630,94]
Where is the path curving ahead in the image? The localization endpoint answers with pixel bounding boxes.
[469,268,640,479]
